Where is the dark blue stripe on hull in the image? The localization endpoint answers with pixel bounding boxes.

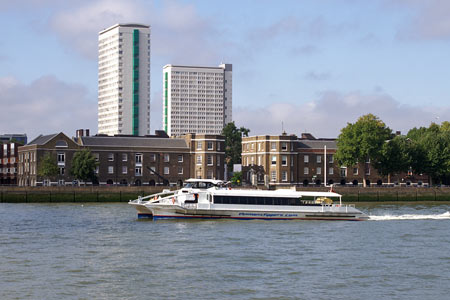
[137,214,153,219]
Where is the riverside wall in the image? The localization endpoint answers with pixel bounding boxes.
[1,186,450,203]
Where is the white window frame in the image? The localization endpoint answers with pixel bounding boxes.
[304,155,309,163]
[271,156,277,165]
[281,155,287,166]
[304,167,309,175]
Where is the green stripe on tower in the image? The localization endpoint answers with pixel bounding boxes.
[132,29,140,136]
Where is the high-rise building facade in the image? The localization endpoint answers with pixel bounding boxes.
[98,24,151,136]
[163,64,232,136]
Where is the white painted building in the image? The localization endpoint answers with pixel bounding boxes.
[98,23,151,136]
[163,64,232,136]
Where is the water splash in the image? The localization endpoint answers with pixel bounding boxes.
[369,211,450,221]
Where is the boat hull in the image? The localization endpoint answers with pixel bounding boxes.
[147,204,369,221]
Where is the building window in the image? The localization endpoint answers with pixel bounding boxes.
[317,156,321,163]
[135,153,143,164]
[258,156,262,165]
[353,168,358,175]
[178,155,183,162]
[95,166,99,174]
[304,167,309,175]
[94,153,99,162]
[108,153,114,161]
[57,153,65,163]
[122,154,127,161]
[281,155,287,166]
[258,143,262,151]
[329,155,334,163]
[164,154,170,162]
[271,156,277,165]
[207,155,213,166]
[217,155,220,166]
[329,167,334,175]
[59,167,65,175]
[317,167,322,175]
[304,155,309,163]
[150,154,156,162]
[122,166,127,174]
[197,155,202,164]
[282,171,287,181]
[164,167,169,175]
[178,166,183,174]
[108,166,114,174]
[207,141,213,150]
[271,171,277,181]
[365,167,370,175]
[281,142,287,151]
[271,142,276,151]
[207,170,213,179]
[135,167,142,176]
[197,141,202,150]
[217,142,221,151]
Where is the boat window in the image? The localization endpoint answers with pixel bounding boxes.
[230,197,240,204]
[264,198,273,205]
[247,197,256,204]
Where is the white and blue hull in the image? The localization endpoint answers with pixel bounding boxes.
[145,203,368,221]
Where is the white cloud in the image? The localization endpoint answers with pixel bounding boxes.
[48,0,221,63]
[234,90,450,138]
[391,0,450,40]
[49,0,148,59]
[0,75,96,141]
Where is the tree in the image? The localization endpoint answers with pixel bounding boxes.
[71,149,98,184]
[230,171,242,185]
[407,123,450,185]
[222,122,250,172]
[376,135,411,184]
[335,114,392,187]
[38,152,59,180]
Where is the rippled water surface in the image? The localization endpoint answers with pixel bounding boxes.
[1,202,450,300]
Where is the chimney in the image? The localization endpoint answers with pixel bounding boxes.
[76,129,84,138]
[85,129,90,137]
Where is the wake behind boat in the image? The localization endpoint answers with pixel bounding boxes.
[128,179,369,221]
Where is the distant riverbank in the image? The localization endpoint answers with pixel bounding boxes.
[1,185,450,203]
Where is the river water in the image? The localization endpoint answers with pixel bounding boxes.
[1,202,450,300]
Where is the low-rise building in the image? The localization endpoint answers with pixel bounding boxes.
[242,132,427,187]
[17,131,225,186]
[1,141,23,185]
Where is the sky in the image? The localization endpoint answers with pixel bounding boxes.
[1,0,450,141]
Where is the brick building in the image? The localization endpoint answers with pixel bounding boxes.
[17,131,225,186]
[1,141,23,185]
[242,133,427,187]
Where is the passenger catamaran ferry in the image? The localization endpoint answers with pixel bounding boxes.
[129,179,369,221]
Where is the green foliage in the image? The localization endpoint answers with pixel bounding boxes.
[406,123,450,185]
[222,122,250,172]
[38,152,59,178]
[231,171,242,185]
[71,149,98,183]
[335,114,392,185]
[376,135,411,180]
